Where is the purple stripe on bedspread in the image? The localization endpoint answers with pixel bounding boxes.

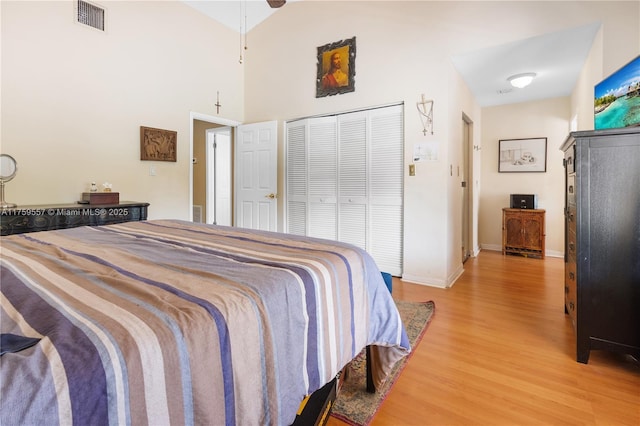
[1,266,109,425]
[223,230,360,361]
[56,246,237,426]
[103,222,326,390]
[99,222,336,388]
[138,221,362,380]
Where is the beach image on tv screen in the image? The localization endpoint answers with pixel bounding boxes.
[594,55,640,130]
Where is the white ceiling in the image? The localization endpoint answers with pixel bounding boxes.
[182,0,296,33]
[451,22,601,107]
[183,1,601,107]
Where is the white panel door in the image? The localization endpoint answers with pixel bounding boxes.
[235,121,277,231]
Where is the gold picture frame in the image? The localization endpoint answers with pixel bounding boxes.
[316,37,356,98]
[140,126,177,162]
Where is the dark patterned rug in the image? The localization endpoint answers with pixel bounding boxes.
[330,301,435,426]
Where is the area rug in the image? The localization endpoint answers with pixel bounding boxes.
[330,301,435,426]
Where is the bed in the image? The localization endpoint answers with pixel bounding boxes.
[1,219,409,425]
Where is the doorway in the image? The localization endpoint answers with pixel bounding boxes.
[189,112,278,232]
[189,112,239,224]
[462,113,473,263]
[206,127,232,225]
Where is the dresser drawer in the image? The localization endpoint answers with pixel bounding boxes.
[567,174,576,206]
[565,144,575,174]
[565,261,577,323]
[567,227,576,260]
[566,205,576,235]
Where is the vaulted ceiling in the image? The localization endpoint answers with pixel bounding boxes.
[183,1,600,107]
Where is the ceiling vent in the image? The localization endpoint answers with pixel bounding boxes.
[75,0,105,32]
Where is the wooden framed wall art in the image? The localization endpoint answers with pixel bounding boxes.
[316,37,356,98]
[140,126,177,162]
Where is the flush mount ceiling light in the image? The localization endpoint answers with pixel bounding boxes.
[508,72,536,88]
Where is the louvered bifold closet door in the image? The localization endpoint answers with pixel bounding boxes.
[369,105,403,276]
[308,117,338,240]
[285,104,404,276]
[338,111,368,251]
[286,120,307,236]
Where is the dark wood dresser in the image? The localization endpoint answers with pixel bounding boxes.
[502,208,545,259]
[1,201,149,236]
[561,128,640,363]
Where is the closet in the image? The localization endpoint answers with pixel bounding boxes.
[286,104,404,276]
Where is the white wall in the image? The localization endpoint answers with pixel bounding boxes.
[446,63,483,281]
[479,97,571,257]
[571,28,604,130]
[1,0,244,219]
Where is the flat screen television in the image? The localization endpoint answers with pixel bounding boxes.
[594,55,640,130]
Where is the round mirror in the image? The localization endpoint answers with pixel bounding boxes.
[0,154,17,208]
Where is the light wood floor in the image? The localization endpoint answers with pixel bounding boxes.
[328,250,640,426]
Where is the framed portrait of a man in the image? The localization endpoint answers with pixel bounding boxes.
[316,37,356,98]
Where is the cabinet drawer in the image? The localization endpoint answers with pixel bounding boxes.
[567,227,576,260]
[567,174,576,206]
[565,144,575,174]
[566,204,576,231]
[565,261,577,323]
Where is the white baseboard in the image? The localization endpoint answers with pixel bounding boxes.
[479,244,564,259]
[480,244,502,252]
[400,274,448,288]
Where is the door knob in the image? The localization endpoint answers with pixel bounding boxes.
[265,193,277,199]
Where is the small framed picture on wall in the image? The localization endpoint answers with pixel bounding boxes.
[498,137,547,173]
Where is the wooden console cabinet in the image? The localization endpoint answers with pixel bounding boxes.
[0,201,149,236]
[502,208,545,259]
[561,128,640,364]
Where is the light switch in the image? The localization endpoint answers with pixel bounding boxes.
[409,164,416,176]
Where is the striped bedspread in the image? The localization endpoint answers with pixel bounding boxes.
[1,220,409,425]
